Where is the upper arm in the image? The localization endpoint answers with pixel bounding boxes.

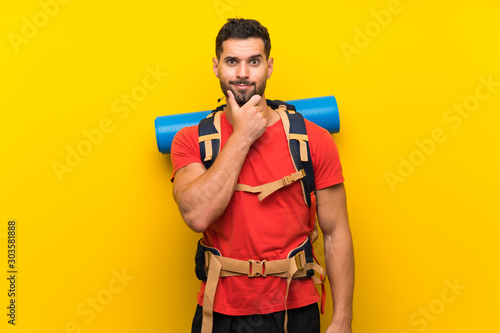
[172,162,206,203]
[316,183,350,237]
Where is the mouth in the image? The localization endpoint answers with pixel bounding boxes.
[230,81,255,90]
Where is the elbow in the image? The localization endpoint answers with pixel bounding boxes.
[187,221,208,233]
[182,211,211,233]
[175,194,221,233]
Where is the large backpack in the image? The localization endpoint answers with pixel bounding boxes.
[195,100,327,326]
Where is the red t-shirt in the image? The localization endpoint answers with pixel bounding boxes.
[171,111,344,316]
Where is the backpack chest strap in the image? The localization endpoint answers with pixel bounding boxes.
[235,169,306,201]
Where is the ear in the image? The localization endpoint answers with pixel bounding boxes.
[267,57,274,79]
[212,57,219,78]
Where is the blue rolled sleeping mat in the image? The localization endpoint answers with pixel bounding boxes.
[154,95,340,154]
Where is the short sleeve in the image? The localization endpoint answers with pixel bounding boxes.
[170,125,201,182]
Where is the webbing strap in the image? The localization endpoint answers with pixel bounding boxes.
[282,259,325,333]
[288,133,309,162]
[201,250,326,333]
[199,134,219,162]
[201,254,222,333]
[199,111,223,168]
[275,108,312,207]
[309,192,317,232]
[198,133,220,142]
[235,169,306,201]
[309,236,327,315]
[213,110,222,134]
[284,255,299,333]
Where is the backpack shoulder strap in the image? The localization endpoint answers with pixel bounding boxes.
[198,108,223,169]
[275,103,316,207]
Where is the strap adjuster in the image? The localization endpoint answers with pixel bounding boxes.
[282,169,305,186]
[204,251,212,269]
[282,175,295,186]
[294,251,306,270]
[248,260,267,278]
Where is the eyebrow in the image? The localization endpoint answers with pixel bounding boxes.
[223,54,264,61]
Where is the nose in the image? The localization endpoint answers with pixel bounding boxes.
[236,63,249,79]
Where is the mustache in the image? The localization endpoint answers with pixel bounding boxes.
[229,80,255,86]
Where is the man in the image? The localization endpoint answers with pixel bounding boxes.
[171,18,354,333]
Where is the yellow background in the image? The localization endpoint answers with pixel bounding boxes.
[1,0,499,332]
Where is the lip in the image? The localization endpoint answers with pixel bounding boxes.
[232,83,252,89]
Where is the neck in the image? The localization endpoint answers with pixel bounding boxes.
[260,93,281,126]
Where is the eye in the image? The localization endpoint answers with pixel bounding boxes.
[227,59,236,65]
[250,59,260,65]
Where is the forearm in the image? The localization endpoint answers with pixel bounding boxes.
[174,133,251,232]
[324,227,355,325]
[174,92,267,233]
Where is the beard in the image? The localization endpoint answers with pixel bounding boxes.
[219,79,267,107]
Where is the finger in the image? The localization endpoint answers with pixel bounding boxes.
[226,90,239,111]
[247,94,262,107]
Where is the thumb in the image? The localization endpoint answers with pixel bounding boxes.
[247,94,262,106]
[226,90,239,111]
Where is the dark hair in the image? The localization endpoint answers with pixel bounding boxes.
[215,18,271,60]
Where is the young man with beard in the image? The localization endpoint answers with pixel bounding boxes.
[171,18,354,333]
